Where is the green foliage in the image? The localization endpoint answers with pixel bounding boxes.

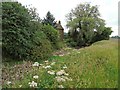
[66,3,112,47]
[2,40,118,88]
[2,2,53,61]
[2,2,32,59]
[32,31,52,60]
[42,11,56,27]
[92,27,113,42]
[111,36,120,39]
[41,25,61,50]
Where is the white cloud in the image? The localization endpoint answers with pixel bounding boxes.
[17,0,118,36]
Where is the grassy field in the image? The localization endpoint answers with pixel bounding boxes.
[2,39,118,88]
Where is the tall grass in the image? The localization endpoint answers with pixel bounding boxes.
[2,39,118,88]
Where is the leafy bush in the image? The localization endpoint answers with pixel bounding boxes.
[41,25,61,50]
[2,2,33,60]
[2,2,53,61]
[31,31,52,60]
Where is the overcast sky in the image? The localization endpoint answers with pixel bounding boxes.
[17,0,119,36]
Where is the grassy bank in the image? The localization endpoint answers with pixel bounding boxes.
[2,39,118,88]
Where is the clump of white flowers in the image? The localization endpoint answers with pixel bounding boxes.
[43,65,51,69]
[19,85,22,87]
[33,75,39,79]
[39,64,43,66]
[63,65,67,69]
[7,81,11,85]
[47,70,55,75]
[51,62,56,65]
[55,76,66,82]
[44,60,49,63]
[28,81,37,87]
[61,76,72,81]
[58,85,64,88]
[32,62,39,67]
[59,54,64,56]
[56,70,68,76]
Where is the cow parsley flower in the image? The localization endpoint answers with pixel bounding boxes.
[47,70,55,75]
[19,85,22,87]
[61,76,69,80]
[64,73,69,76]
[28,81,37,87]
[58,85,64,88]
[59,54,64,56]
[61,76,72,81]
[63,65,67,69]
[51,62,56,65]
[68,78,73,81]
[33,75,39,79]
[44,60,49,63]
[55,76,66,82]
[39,64,43,66]
[7,81,11,85]
[56,70,66,76]
[43,65,51,69]
[32,62,39,67]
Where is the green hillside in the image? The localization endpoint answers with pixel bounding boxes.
[2,39,118,88]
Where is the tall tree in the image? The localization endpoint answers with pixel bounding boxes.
[42,11,56,27]
[66,2,112,47]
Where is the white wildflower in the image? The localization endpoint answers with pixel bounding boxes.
[51,62,56,65]
[44,60,49,63]
[19,85,22,87]
[47,70,55,75]
[32,62,39,67]
[58,85,64,88]
[61,76,69,80]
[63,65,67,69]
[7,81,11,85]
[42,66,45,68]
[28,81,37,87]
[55,76,66,82]
[59,54,64,56]
[68,78,73,81]
[56,70,66,76]
[33,75,39,79]
[39,64,43,66]
[64,73,69,76]
[62,76,72,81]
[43,65,51,69]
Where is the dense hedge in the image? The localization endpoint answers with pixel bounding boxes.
[2,2,32,60]
[2,2,58,61]
[31,31,52,60]
[41,25,61,50]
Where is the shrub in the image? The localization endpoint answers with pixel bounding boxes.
[31,31,52,60]
[2,2,33,60]
[2,2,53,61]
[41,25,61,50]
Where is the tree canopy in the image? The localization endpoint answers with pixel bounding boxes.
[66,3,112,47]
[42,11,56,27]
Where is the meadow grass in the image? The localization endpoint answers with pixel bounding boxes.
[2,39,118,88]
